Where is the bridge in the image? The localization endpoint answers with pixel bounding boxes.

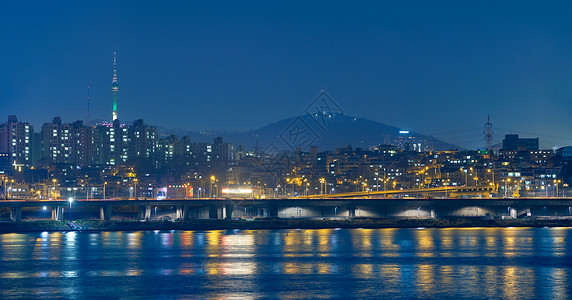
[1,197,572,222]
[297,186,494,199]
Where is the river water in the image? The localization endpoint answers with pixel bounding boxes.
[1,227,571,299]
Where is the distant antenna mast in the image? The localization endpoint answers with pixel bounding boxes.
[484,115,493,151]
[86,85,91,125]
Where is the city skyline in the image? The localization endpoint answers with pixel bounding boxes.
[3,2,572,299]
[2,1,572,150]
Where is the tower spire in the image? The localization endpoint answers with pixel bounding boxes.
[484,115,493,151]
[111,52,119,121]
[86,85,90,125]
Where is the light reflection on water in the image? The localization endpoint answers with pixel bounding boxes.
[0,228,571,299]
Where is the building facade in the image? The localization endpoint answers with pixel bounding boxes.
[0,116,33,166]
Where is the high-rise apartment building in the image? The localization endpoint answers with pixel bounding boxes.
[0,116,33,166]
[128,119,158,163]
[41,117,92,165]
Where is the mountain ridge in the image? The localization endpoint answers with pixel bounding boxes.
[158,115,462,151]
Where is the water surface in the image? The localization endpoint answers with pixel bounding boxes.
[1,227,571,299]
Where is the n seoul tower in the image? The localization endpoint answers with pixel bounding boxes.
[111,52,119,121]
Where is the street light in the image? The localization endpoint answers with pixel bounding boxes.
[103,182,107,200]
[133,179,138,199]
[554,179,561,198]
[210,176,215,198]
[9,179,14,199]
[470,167,477,186]
[2,177,6,199]
[487,169,495,193]
[68,197,74,222]
[52,179,57,199]
[461,169,468,186]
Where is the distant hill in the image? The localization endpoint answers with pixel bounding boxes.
[159,115,461,152]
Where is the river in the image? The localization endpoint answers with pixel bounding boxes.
[1,227,571,299]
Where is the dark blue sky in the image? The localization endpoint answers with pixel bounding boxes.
[1,0,571,149]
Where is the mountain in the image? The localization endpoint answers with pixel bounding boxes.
[159,115,461,151]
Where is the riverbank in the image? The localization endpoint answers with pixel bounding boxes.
[1,218,572,233]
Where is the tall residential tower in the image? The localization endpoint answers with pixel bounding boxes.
[111,52,119,121]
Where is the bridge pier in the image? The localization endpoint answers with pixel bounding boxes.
[348,206,356,218]
[52,206,64,221]
[225,205,233,220]
[254,208,266,217]
[208,206,219,219]
[509,207,517,218]
[99,205,112,221]
[10,207,22,222]
[138,206,146,219]
[183,205,190,220]
[175,205,190,220]
[175,206,182,220]
[184,205,191,220]
[221,206,228,219]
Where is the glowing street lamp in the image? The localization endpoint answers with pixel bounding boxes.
[133,179,138,199]
[487,169,495,193]
[9,179,14,199]
[461,168,468,186]
[554,179,562,198]
[52,179,57,199]
[210,176,216,198]
[2,177,6,199]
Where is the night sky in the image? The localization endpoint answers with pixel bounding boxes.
[1,0,571,149]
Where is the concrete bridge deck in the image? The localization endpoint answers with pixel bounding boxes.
[1,198,571,222]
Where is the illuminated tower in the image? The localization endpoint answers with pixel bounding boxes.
[484,115,493,151]
[111,52,119,121]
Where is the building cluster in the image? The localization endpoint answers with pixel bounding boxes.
[237,142,571,198]
[0,116,233,171]
[0,115,235,199]
[2,113,570,200]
